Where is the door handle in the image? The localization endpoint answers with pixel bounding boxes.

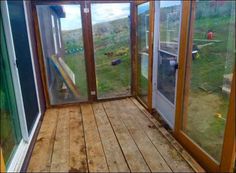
[169,60,178,70]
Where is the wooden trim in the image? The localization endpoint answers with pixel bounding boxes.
[20,111,45,172]
[135,1,154,112]
[0,148,6,173]
[147,1,154,112]
[131,2,137,96]
[174,0,193,136]
[136,95,149,111]
[133,2,138,97]
[177,131,219,171]
[49,95,133,109]
[135,1,148,5]
[220,70,235,172]
[81,1,97,102]
[31,2,51,108]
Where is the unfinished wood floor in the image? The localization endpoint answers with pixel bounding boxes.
[27,98,201,172]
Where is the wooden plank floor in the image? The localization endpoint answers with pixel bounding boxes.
[28,98,202,172]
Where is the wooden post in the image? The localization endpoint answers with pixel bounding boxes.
[0,148,6,173]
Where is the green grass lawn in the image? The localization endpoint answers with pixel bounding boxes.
[64,53,88,99]
[185,15,235,161]
[64,29,131,99]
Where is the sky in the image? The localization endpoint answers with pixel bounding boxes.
[61,4,130,31]
[60,2,181,31]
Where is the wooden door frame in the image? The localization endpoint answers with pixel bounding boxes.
[134,0,154,112]
[87,0,134,101]
[174,1,235,172]
[0,148,6,173]
[31,0,93,108]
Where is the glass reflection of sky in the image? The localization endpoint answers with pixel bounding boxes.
[160,1,181,8]
[61,5,82,31]
[61,4,130,31]
[60,2,181,31]
[91,3,130,25]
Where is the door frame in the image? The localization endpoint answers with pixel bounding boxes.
[31,0,94,108]
[87,0,133,101]
[134,0,154,112]
[152,1,183,128]
[173,1,235,172]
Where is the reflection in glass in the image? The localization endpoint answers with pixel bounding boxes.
[182,0,235,161]
[157,1,181,104]
[0,17,22,166]
[91,3,131,99]
[137,2,150,104]
[37,5,88,105]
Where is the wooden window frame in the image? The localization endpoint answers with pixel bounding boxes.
[134,0,154,112]
[174,1,235,172]
[31,0,137,108]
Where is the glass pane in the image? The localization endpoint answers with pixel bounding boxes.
[182,0,235,161]
[8,1,39,133]
[157,1,181,104]
[0,15,22,166]
[91,3,131,99]
[137,2,150,104]
[36,5,88,105]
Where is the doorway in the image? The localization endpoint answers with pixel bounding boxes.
[153,1,182,128]
[33,1,132,106]
[91,2,132,99]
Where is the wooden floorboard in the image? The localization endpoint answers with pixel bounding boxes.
[92,103,130,172]
[103,101,150,172]
[131,98,205,172]
[116,100,172,172]
[126,98,193,172]
[81,104,109,172]
[27,108,59,172]
[50,107,70,172]
[69,106,88,172]
[28,98,201,172]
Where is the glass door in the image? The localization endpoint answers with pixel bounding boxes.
[153,1,181,128]
[91,2,132,99]
[35,3,89,105]
[0,12,22,168]
[175,1,235,171]
[136,1,154,110]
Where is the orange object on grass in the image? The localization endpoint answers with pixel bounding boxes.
[207,31,214,40]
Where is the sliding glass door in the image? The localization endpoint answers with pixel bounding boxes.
[36,3,89,105]
[91,3,131,99]
[0,13,22,167]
